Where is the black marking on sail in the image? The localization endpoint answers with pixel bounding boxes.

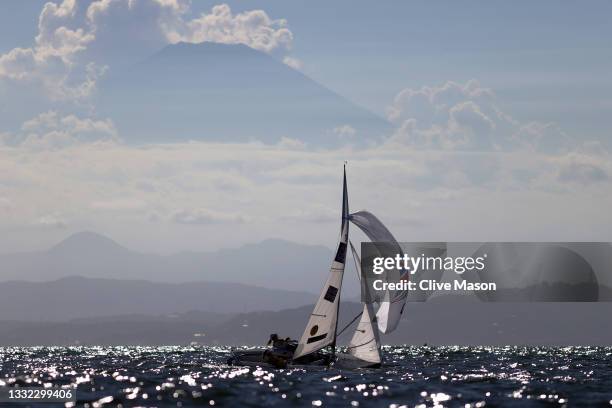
[334,242,347,263]
[324,285,338,303]
[307,333,327,344]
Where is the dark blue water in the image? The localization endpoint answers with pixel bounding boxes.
[1,346,611,407]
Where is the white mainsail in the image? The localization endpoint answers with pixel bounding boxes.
[293,166,349,360]
[347,241,382,364]
[349,210,407,334]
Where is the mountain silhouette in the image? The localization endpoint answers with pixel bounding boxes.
[0,276,316,321]
[0,232,357,294]
[48,231,130,257]
[3,298,612,346]
[97,42,391,145]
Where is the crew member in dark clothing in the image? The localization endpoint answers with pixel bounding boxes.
[263,333,297,368]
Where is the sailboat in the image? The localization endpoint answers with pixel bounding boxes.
[228,165,407,369]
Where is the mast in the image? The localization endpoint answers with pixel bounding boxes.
[293,164,349,361]
[332,163,349,358]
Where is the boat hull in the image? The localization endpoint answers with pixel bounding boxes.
[227,349,278,368]
[227,348,332,368]
[334,352,381,369]
[228,349,380,369]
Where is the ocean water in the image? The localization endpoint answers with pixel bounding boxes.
[0,346,611,407]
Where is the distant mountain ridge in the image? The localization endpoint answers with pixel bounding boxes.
[0,276,316,321]
[3,298,612,346]
[97,41,391,145]
[0,231,350,294]
[48,231,130,257]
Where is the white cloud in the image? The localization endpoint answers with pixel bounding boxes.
[276,136,306,150]
[0,133,12,146]
[32,214,67,229]
[0,0,96,100]
[512,122,573,153]
[332,125,357,139]
[555,153,609,184]
[448,101,496,148]
[0,48,38,81]
[168,4,294,54]
[171,208,246,225]
[386,80,577,153]
[83,0,191,63]
[283,56,302,70]
[90,198,147,211]
[0,138,610,252]
[17,111,117,149]
[387,79,494,125]
[280,205,337,223]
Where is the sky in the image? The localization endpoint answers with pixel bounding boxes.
[0,0,611,254]
[2,1,611,140]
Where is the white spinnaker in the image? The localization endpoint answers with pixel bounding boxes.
[349,210,407,334]
[347,241,382,364]
[293,167,349,360]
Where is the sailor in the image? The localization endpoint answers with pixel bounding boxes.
[267,334,296,352]
[267,333,280,347]
[263,334,297,367]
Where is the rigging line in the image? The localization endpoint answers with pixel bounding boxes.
[336,311,363,338]
[349,240,361,282]
[345,337,376,350]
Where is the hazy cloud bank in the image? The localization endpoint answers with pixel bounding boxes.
[0,135,610,252]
